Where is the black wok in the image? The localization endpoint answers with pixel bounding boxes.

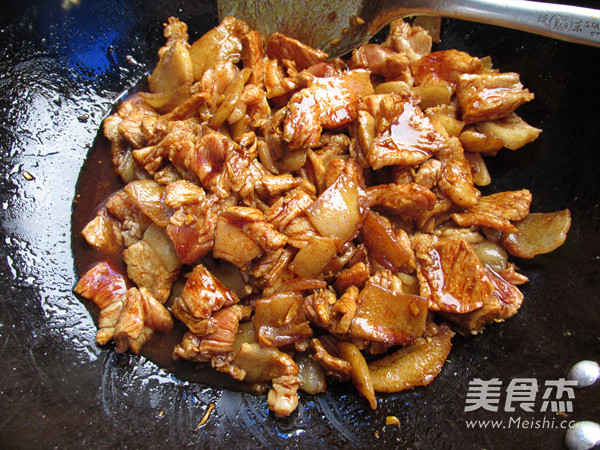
[0,0,598,448]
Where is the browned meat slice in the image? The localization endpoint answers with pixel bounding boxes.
[265,190,315,230]
[283,89,322,149]
[134,118,205,175]
[173,304,246,361]
[456,73,535,124]
[283,70,373,150]
[248,247,295,288]
[189,16,249,81]
[264,58,303,100]
[366,183,436,220]
[382,20,432,63]
[220,206,288,251]
[81,209,123,253]
[117,96,159,149]
[147,18,194,96]
[436,137,480,207]
[105,189,153,248]
[350,44,410,79]
[330,286,359,334]
[451,190,532,233]
[411,49,485,86]
[310,338,351,381]
[171,264,240,335]
[241,30,265,85]
[232,342,300,417]
[126,222,181,297]
[166,194,221,265]
[74,262,128,310]
[442,267,523,333]
[266,32,328,71]
[97,287,173,354]
[414,158,442,189]
[359,95,446,169]
[180,131,254,199]
[334,262,370,294]
[163,180,206,208]
[414,235,494,314]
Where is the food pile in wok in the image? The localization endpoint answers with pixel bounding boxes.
[75,16,571,417]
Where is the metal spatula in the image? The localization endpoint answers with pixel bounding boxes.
[218,0,600,57]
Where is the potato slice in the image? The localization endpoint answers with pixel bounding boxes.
[369,325,454,392]
[348,283,428,346]
[476,113,541,150]
[289,235,341,279]
[502,210,571,258]
[412,82,453,109]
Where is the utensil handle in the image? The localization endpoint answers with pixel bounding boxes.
[410,0,600,47]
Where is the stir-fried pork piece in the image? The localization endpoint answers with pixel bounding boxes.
[359,95,446,169]
[97,287,173,354]
[116,97,160,149]
[329,286,359,334]
[310,338,351,381]
[123,223,181,304]
[171,264,239,335]
[173,304,247,361]
[104,189,153,248]
[147,18,193,99]
[334,262,370,294]
[411,49,486,86]
[436,137,480,207]
[241,30,265,85]
[456,72,535,124]
[266,32,328,71]
[284,70,374,150]
[74,262,128,310]
[81,209,123,253]
[350,44,410,79]
[366,183,436,220]
[166,194,221,264]
[248,247,295,288]
[414,235,494,314]
[213,206,288,268]
[451,189,532,233]
[189,16,249,81]
[231,342,300,417]
[382,19,432,64]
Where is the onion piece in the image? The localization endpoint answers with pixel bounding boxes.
[124,180,173,227]
[337,340,377,409]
